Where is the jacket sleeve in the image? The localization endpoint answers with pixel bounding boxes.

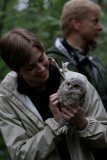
[0,97,67,160]
[62,69,107,148]
[78,79,107,148]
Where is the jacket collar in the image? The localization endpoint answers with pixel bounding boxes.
[55,37,93,66]
[0,58,65,125]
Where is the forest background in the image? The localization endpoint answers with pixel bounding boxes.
[0,0,107,159]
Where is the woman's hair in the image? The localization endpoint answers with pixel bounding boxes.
[60,0,102,37]
[0,28,44,72]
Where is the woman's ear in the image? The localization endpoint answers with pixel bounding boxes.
[71,18,81,31]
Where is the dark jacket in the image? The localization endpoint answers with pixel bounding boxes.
[46,38,107,112]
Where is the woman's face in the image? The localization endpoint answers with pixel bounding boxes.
[19,47,49,90]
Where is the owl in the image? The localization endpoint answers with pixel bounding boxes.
[57,77,87,108]
[57,77,87,125]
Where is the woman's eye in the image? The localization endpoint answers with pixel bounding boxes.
[39,56,44,62]
[26,65,34,71]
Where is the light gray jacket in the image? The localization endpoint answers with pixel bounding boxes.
[0,58,107,160]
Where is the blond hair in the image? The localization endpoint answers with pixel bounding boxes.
[60,0,102,37]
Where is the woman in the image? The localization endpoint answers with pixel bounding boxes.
[0,28,107,160]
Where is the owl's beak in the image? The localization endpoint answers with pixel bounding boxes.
[68,86,72,90]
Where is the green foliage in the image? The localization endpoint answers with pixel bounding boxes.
[94,2,107,69]
[0,132,11,160]
[0,0,107,159]
[0,58,10,81]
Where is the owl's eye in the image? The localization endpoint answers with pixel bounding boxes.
[73,84,80,89]
[65,82,70,89]
[67,82,70,86]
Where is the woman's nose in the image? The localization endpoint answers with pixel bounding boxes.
[36,64,45,73]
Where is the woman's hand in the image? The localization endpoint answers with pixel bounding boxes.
[49,93,63,123]
[61,102,88,130]
[49,93,88,130]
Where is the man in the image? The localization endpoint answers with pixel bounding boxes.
[46,0,107,159]
[46,0,107,112]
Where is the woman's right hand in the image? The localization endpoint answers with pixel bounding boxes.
[49,93,62,123]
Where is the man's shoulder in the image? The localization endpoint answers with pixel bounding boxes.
[46,45,61,55]
[46,37,64,55]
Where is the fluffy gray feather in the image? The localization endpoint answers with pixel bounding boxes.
[57,77,87,108]
[57,77,87,125]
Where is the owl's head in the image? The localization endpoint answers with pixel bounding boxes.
[57,77,87,107]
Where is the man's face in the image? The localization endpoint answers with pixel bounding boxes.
[78,11,102,47]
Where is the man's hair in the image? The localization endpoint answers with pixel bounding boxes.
[60,0,102,37]
[0,28,44,72]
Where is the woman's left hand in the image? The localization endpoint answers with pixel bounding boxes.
[61,102,88,130]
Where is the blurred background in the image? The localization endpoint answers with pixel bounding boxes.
[0,0,107,159]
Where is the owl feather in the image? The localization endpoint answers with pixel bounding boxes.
[57,77,87,125]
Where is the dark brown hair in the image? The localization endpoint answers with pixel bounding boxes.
[0,28,44,72]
